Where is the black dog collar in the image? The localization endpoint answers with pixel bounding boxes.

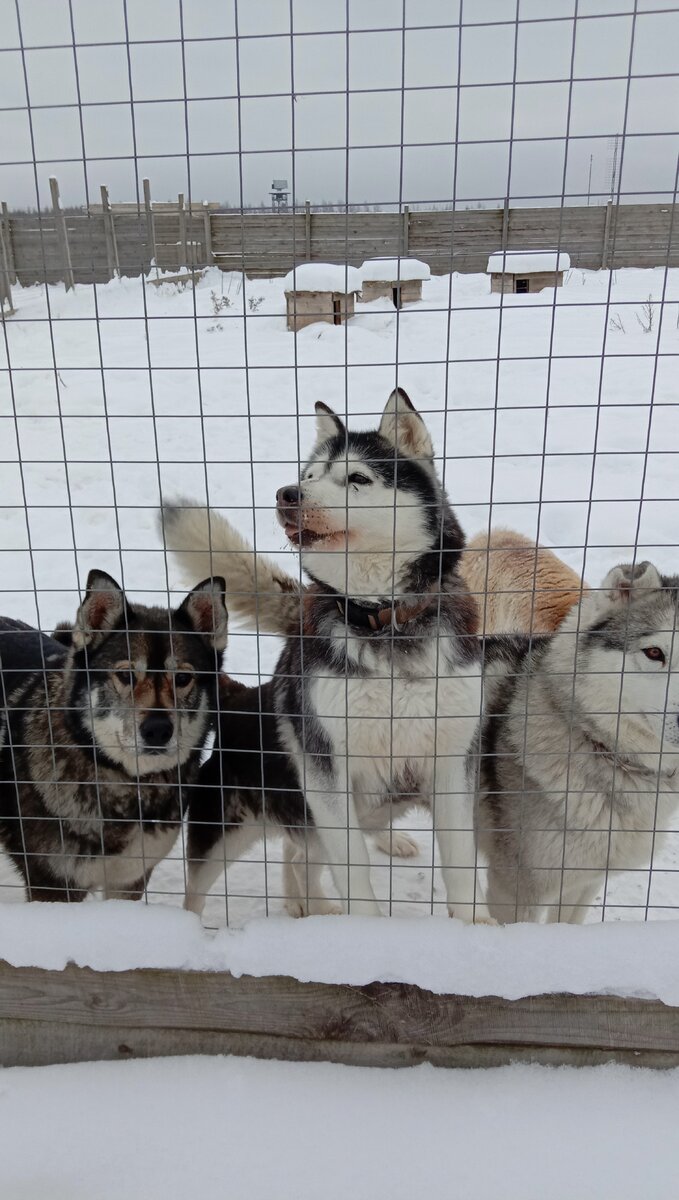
[335,594,434,631]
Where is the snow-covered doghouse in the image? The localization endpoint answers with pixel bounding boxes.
[283,263,362,331]
[359,258,430,307]
[486,250,571,294]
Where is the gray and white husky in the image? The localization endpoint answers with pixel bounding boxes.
[477,561,679,923]
[162,389,491,920]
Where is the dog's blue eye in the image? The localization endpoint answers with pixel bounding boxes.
[643,646,666,665]
[348,473,371,486]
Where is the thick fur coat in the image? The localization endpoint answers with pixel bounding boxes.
[164,390,490,919]
[475,562,679,922]
[462,527,586,635]
[0,572,227,900]
[159,514,584,641]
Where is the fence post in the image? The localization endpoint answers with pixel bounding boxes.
[402,205,409,256]
[1,202,16,284]
[305,200,312,260]
[202,201,213,266]
[501,197,510,253]
[178,192,188,268]
[602,200,613,269]
[143,178,156,266]
[49,176,75,290]
[100,185,120,281]
[0,211,15,315]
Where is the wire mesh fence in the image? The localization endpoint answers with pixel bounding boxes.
[1,0,678,928]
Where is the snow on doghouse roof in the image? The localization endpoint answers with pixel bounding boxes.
[486,250,571,274]
[282,263,362,293]
[359,257,431,282]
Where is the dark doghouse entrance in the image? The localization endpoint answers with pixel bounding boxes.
[392,286,401,309]
[333,298,342,325]
[515,277,529,294]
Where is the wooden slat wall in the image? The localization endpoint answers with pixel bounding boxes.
[5,203,679,286]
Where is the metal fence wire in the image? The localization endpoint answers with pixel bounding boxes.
[1,0,678,928]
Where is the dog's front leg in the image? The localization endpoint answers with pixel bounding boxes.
[434,755,493,923]
[283,833,343,917]
[304,762,381,916]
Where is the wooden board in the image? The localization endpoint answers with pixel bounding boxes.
[1,959,679,1070]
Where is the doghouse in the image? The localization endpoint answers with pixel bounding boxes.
[359,258,430,307]
[283,263,362,331]
[487,251,571,294]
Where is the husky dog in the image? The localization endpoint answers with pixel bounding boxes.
[185,677,343,917]
[476,562,679,923]
[177,534,585,920]
[162,389,491,919]
[185,674,426,918]
[0,570,227,901]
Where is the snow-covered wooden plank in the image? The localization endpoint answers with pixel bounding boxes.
[2,960,679,1070]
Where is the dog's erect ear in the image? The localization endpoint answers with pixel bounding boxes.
[601,561,663,605]
[379,389,434,461]
[73,570,126,650]
[179,577,229,653]
[314,401,346,443]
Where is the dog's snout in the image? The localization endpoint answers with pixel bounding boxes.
[139,713,174,748]
[277,485,300,508]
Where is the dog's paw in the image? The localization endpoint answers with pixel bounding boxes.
[309,899,343,916]
[347,899,383,917]
[285,897,343,918]
[447,903,498,926]
[373,829,420,858]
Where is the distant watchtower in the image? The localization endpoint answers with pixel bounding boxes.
[270,179,289,212]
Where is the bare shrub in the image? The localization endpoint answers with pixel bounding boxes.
[210,289,232,315]
[635,295,655,334]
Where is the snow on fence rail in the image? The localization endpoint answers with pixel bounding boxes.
[4,910,679,1070]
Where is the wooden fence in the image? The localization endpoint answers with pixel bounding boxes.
[2,181,679,295]
[2,959,679,1070]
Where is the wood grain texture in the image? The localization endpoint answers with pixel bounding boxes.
[1,960,678,1070]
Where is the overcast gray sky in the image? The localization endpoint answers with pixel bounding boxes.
[1,0,678,211]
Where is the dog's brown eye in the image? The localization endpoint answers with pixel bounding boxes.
[348,472,371,486]
[173,671,194,690]
[643,646,666,665]
[113,666,133,688]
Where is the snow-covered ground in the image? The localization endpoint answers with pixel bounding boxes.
[3,1054,679,1200]
[1,264,678,924]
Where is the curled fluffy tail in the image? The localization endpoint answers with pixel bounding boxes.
[159,499,302,635]
[461,528,586,635]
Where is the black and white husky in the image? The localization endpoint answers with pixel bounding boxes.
[476,562,679,923]
[185,677,344,917]
[162,390,490,919]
